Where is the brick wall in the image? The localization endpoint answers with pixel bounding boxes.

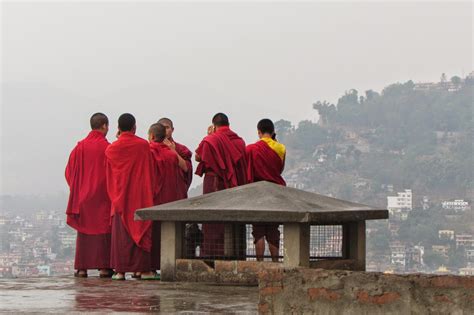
[175,259,281,285]
[258,268,474,314]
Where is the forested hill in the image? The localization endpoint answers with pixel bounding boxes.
[277,76,473,207]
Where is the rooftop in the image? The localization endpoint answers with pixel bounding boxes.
[136,181,388,223]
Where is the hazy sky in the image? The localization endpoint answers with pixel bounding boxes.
[1,1,472,195]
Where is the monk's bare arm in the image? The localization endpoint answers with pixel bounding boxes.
[281,153,286,173]
[175,153,188,172]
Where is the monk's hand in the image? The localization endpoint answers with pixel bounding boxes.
[164,139,176,151]
[207,125,215,135]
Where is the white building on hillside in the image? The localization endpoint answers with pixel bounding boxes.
[442,199,470,212]
[387,189,412,220]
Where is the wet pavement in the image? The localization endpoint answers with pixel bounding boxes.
[0,275,258,314]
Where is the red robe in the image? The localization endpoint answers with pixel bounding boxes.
[150,142,183,204]
[246,139,286,248]
[195,126,247,189]
[195,126,247,257]
[65,130,111,235]
[105,132,155,252]
[174,141,193,198]
[149,142,184,269]
[246,140,286,186]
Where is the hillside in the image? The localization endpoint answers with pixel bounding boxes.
[278,77,473,207]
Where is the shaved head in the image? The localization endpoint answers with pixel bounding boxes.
[157,117,174,139]
[212,112,229,127]
[257,119,275,135]
[157,117,173,128]
[90,112,108,130]
[118,113,136,132]
[149,123,166,142]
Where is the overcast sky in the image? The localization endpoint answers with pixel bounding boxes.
[1,1,472,195]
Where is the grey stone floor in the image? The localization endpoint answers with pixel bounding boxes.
[0,275,258,314]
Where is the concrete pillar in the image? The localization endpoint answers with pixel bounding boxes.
[160,221,183,281]
[344,221,366,271]
[283,223,310,267]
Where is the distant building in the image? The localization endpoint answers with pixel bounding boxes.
[36,265,51,276]
[414,81,463,92]
[387,189,413,211]
[58,231,76,248]
[390,243,406,267]
[435,265,451,275]
[387,189,412,220]
[432,245,450,257]
[465,249,474,261]
[406,245,424,268]
[442,199,470,212]
[438,230,455,241]
[455,234,474,248]
[459,263,474,276]
[0,266,13,278]
[422,196,430,210]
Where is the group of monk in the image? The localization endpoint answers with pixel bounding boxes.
[65,112,286,280]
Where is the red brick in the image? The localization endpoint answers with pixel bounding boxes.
[357,290,401,305]
[176,259,190,272]
[430,276,474,289]
[237,261,260,273]
[260,286,283,296]
[215,261,234,273]
[258,302,269,314]
[257,269,284,282]
[307,288,341,301]
[190,260,213,272]
[434,294,452,303]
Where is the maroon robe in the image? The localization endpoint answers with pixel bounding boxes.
[246,139,286,246]
[195,126,247,257]
[174,141,193,198]
[65,130,111,270]
[105,132,156,272]
[246,140,286,186]
[149,142,184,270]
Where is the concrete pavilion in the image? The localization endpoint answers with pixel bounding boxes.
[135,181,389,281]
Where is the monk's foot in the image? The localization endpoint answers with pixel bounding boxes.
[112,272,125,281]
[140,271,160,280]
[74,270,87,278]
[131,272,141,279]
[99,269,114,278]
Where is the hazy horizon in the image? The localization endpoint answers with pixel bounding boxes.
[1,1,472,195]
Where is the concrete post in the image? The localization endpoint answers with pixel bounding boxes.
[344,221,366,271]
[283,223,310,267]
[160,221,183,281]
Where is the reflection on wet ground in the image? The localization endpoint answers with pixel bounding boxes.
[0,276,258,313]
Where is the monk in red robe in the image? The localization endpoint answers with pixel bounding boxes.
[157,118,193,198]
[195,113,248,257]
[148,123,189,270]
[105,113,158,280]
[65,113,113,278]
[156,118,198,257]
[246,119,286,262]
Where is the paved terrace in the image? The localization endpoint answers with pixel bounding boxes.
[0,275,258,314]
